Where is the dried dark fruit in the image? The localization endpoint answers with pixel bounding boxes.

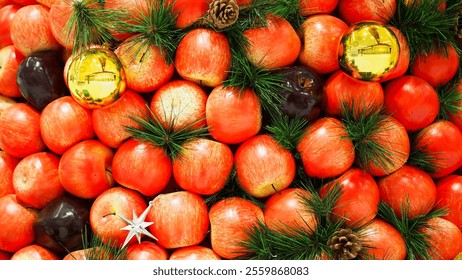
[279,65,323,121]
[16,50,69,111]
[33,195,91,254]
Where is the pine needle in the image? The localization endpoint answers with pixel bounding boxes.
[341,103,405,175]
[389,0,461,60]
[125,106,209,160]
[437,79,462,121]
[263,0,305,30]
[224,50,286,114]
[116,0,184,64]
[265,113,309,152]
[407,134,444,175]
[378,202,448,260]
[238,183,350,260]
[66,226,127,260]
[65,0,126,54]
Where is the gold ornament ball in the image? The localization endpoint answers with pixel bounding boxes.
[338,21,400,82]
[67,47,126,109]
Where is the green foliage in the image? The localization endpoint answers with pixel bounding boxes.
[389,0,461,61]
[126,106,209,160]
[378,202,448,260]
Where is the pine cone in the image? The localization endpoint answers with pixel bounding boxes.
[327,228,362,260]
[204,0,239,29]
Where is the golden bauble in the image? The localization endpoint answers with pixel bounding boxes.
[338,21,400,82]
[67,47,126,108]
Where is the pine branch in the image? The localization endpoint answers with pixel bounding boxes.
[437,77,462,121]
[66,226,127,260]
[407,131,444,175]
[126,106,209,160]
[238,183,353,260]
[341,103,404,175]
[263,0,305,31]
[265,113,309,152]
[378,202,448,260]
[117,0,184,64]
[224,49,286,114]
[65,0,126,54]
[389,0,461,61]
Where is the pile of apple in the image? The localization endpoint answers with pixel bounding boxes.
[1,0,462,260]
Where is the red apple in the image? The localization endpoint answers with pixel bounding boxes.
[59,139,114,199]
[36,0,57,7]
[92,89,149,148]
[243,15,301,69]
[319,168,380,228]
[383,75,439,132]
[115,38,175,93]
[10,4,60,56]
[12,0,37,6]
[299,14,348,74]
[89,187,149,248]
[11,244,59,260]
[148,191,209,249]
[421,217,462,260]
[359,218,406,260]
[49,0,75,50]
[0,103,45,158]
[175,28,231,87]
[169,246,221,260]
[297,117,355,179]
[337,0,397,25]
[150,80,208,130]
[0,45,24,98]
[126,241,168,260]
[0,151,18,198]
[411,43,460,87]
[206,85,262,144]
[264,188,317,233]
[173,138,233,196]
[0,94,16,115]
[40,96,95,155]
[165,0,209,28]
[0,194,38,252]
[0,250,11,260]
[0,4,20,49]
[323,70,384,118]
[300,0,338,15]
[235,134,296,198]
[436,175,462,230]
[209,197,264,259]
[112,138,172,196]
[377,165,437,219]
[13,152,63,209]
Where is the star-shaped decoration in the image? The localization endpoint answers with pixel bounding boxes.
[117,200,157,248]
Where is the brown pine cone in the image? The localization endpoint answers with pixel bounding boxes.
[204,0,239,29]
[327,228,362,260]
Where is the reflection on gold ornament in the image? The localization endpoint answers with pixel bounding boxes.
[338,21,400,82]
[67,48,126,108]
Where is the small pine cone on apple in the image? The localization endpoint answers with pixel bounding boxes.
[327,228,362,260]
[204,0,239,29]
